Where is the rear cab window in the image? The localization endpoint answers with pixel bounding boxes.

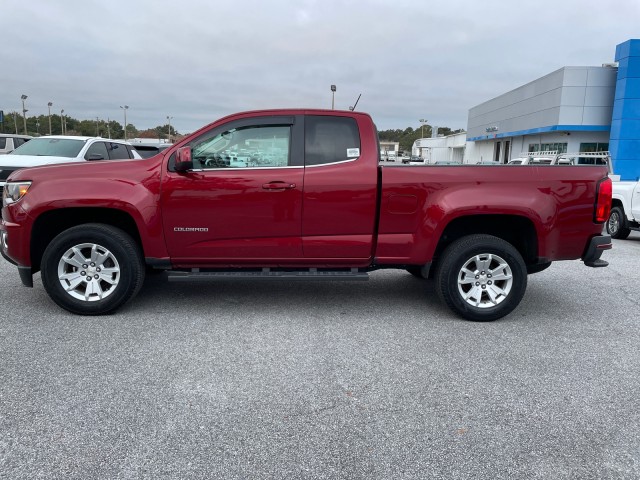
[304,116,361,166]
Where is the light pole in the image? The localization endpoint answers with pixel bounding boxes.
[331,85,336,109]
[21,95,28,135]
[419,119,428,139]
[36,120,39,135]
[419,119,428,158]
[166,115,173,143]
[120,105,129,140]
[60,109,65,135]
[48,102,53,135]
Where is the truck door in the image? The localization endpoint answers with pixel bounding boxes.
[161,116,305,265]
[301,115,378,259]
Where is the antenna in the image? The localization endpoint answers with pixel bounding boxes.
[349,93,362,111]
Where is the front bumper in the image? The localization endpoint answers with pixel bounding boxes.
[582,234,612,267]
[0,234,33,287]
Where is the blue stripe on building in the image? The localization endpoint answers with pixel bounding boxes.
[610,39,640,181]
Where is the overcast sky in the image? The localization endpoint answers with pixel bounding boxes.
[2,0,639,134]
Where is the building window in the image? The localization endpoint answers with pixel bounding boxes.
[579,143,609,152]
[528,142,567,154]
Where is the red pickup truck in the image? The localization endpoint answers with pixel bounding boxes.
[0,109,612,321]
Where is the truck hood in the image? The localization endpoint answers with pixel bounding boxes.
[0,155,81,167]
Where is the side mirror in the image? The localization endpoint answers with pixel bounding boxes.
[86,154,105,161]
[175,146,193,172]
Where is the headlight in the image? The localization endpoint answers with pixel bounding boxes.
[3,181,31,206]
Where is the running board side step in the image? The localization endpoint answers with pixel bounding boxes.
[167,268,369,282]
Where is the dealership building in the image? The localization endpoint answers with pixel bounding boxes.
[463,39,640,180]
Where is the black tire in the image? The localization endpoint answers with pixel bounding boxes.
[435,234,527,322]
[41,224,145,315]
[606,206,631,240]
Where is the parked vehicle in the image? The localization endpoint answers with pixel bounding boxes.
[508,156,554,165]
[433,160,461,165]
[549,151,617,177]
[131,142,172,159]
[0,136,141,193]
[608,180,640,239]
[0,134,31,155]
[0,109,612,321]
[405,155,422,165]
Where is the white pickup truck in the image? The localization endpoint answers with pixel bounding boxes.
[609,181,640,239]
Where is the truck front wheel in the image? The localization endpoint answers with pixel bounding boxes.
[606,206,631,240]
[41,224,145,315]
[435,235,527,322]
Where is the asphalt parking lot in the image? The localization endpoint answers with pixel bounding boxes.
[1,234,639,479]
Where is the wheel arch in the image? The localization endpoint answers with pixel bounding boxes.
[610,197,624,211]
[430,214,538,276]
[30,208,143,273]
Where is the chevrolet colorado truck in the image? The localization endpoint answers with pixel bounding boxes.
[0,109,613,321]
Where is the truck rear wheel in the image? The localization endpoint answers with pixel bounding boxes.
[606,206,631,240]
[435,234,527,321]
[41,224,145,315]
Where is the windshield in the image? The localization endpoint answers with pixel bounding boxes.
[11,138,86,158]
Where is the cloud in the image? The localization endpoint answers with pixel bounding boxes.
[2,0,639,133]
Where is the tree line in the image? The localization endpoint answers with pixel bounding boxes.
[378,124,465,152]
[0,110,179,140]
[1,110,462,149]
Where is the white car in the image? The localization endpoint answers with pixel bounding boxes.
[0,136,142,192]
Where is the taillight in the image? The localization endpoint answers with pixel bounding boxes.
[594,177,612,223]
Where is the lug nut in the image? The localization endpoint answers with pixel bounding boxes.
[86,276,92,281]
[83,264,88,269]
[80,271,86,276]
